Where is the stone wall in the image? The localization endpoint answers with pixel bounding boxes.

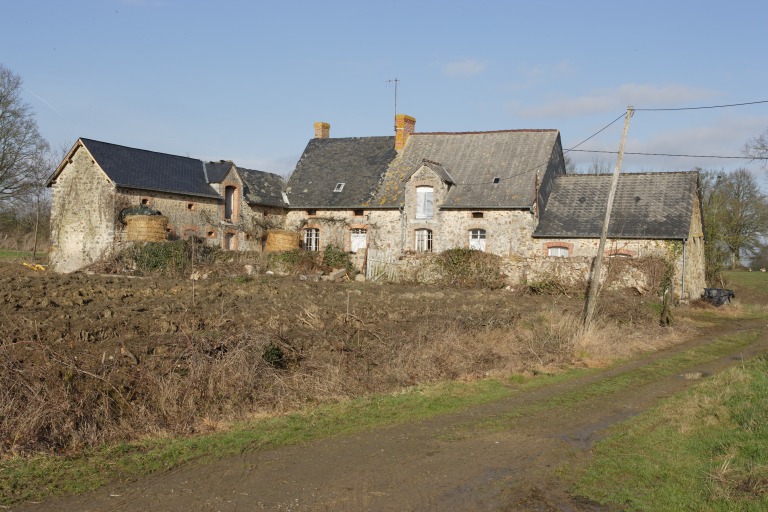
[49,145,117,273]
[284,209,401,253]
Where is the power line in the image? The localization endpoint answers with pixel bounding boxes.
[566,148,768,160]
[456,112,627,186]
[635,99,768,111]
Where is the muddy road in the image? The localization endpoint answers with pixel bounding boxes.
[13,315,767,512]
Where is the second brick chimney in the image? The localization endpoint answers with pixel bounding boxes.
[314,122,330,139]
[395,114,415,151]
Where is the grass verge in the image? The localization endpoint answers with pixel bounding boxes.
[574,354,768,511]
[1,378,513,505]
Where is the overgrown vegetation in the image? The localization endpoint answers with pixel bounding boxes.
[112,239,220,276]
[434,248,505,288]
[322,244,354,272]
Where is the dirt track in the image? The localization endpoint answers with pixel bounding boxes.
[12,315,767,511]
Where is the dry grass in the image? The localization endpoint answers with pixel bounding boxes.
[1,277,682,457]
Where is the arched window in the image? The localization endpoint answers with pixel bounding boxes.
[415,186,434,219]
[415,229,432,252]
[304,228,320,251]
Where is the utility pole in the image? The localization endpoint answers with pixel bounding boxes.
[583,106,634,330]
[386,78,399,133]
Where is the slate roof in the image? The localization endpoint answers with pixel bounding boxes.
[286,136,397,208]
[533,172,699,239]
[370,130,562,208]
[205,161,235,184]
[238,168,289,208]
[76,138,220,198]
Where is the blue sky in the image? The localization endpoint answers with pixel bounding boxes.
[3,0,768,185]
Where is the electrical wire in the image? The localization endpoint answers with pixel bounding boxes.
[566,148,768,160]
[635,99,768,112]
[455,111,627,186]
[451,99,768,186]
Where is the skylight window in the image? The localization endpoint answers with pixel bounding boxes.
[334,183,345,192]
[492,177,500,184]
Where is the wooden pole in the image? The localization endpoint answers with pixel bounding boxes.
[583,106,634,330]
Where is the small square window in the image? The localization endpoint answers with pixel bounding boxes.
[334,183,345,192]
[306,209,317,216]
[492,177,500,184]
[472,212,484,219]
[187,203,194,210]
[353,209,364,217]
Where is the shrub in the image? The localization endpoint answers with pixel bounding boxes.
[322,244,353,272]
[267,249,320,274]
[118,239,219,276]
[434,248,505,289]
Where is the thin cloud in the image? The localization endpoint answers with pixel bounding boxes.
[442,59,487,78]
[514,83,721,118]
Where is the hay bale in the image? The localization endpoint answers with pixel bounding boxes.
[125,215,168,242]
[265,229,299,252]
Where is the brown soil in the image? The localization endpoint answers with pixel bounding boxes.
[3,262,766,511]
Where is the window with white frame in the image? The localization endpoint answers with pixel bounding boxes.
[469,229,486,251]
[350,228,367,253]
[547,246,569,257]
[415,229,433,252]
[415,186,434,219]
[304,228,320,251]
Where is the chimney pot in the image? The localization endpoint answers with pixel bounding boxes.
[314,122,330,139]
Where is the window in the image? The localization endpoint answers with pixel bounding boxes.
[415,229,432,252]
[547,246,569,257]
[224,186,236,221]
[304,228,320,251]
[350,228,367,253]
[492,177,500,184]
[469,229,486,251]
[471,212,484,219]
[334,183,345,192]
[353,209,364,217]
[415,186,434,219]
[306,209,317,216]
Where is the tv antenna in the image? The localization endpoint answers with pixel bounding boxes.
[386,77,399,133]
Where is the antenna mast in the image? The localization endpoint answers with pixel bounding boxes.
[386,77,399,133]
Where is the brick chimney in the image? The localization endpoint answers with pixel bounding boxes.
[395,114,415,151]
[314,122,330,139]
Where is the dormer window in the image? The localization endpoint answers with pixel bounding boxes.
[334,183,345,192]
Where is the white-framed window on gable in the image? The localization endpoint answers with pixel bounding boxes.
[415,186,434,220]
[350,228,367,253]
[304,228,320,251]
[547,246,569,257]
[415,229,433,252]
[469,229,486,251]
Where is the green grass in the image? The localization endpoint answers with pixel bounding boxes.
[0,378,513,505]
[465,331,759,435]
[574,355,768,511]
[567,271,768,510]
[0,249,33,260]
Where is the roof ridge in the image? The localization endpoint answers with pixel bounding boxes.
[81,138,202,163]
[415,129,559,135]
[560,170,698,178]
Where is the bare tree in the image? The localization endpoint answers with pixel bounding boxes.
[744,128,768,169]
[0,64,50,203]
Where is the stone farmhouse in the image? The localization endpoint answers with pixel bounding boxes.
[46,115,706,299]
